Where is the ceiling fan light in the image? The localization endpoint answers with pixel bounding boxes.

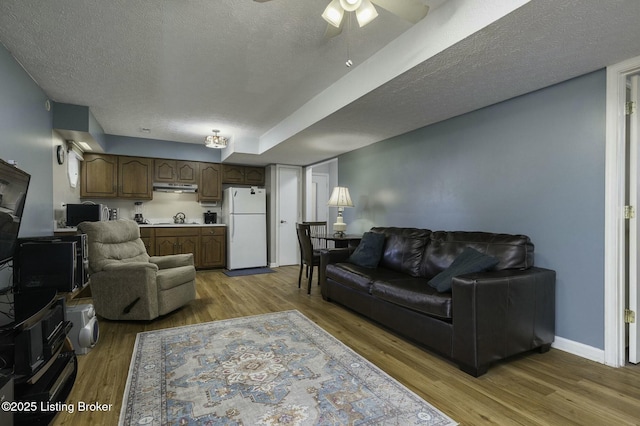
[322,0,344,28]
[339,0,361,12]
[355,0,378,27]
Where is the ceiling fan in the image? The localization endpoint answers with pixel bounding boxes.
[254,0,430,38]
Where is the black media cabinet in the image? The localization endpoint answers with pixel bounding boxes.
[0,289,77,425]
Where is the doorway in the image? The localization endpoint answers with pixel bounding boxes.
[604,54,640,368]
[276,165,301,266]
[626,74,640,364]
[311,173,330,222]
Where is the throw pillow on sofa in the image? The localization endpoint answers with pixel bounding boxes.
[428,247,499,292]
[348,231,386,268]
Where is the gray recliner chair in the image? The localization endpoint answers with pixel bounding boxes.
[78,219,196,320]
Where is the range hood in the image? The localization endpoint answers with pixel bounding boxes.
[153,182,198,193]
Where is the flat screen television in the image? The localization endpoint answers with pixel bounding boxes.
[0,158,30,267]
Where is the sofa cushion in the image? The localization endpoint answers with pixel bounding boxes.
[370,227,430,277]
[371,278,453,320]
[326,263,409,293]
[420,231,534,278]
[348,231,386,268]
[428,247,499,292]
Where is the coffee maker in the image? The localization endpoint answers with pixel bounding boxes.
[204,211,217,224]
[134,201,145,224]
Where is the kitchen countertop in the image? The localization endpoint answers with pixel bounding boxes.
[138,223,226,227]
[55,222,226,233]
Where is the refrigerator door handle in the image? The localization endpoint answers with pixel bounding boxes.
[230,215,234,240]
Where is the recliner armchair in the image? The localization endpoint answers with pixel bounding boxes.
[78,219,196,320]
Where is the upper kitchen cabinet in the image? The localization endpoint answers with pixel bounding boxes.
[244,167,265,185]
[81,154,153,199]
[80,153,118,198]
[154,160,198,184]
[118,156,154,199]
[198,162,222,202]
[222,165,265,186]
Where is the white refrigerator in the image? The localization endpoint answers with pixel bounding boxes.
[222,187,267,270]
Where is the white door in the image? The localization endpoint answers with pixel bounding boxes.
[629,74,640,363]
[312,173,330,222]
[277,166,301,266]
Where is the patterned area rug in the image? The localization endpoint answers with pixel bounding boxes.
[119,310,457,425]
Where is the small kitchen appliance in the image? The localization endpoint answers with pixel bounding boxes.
[173,212,186,224]
[66,203,109,226]
[134,201,145,224]
[204,211,217,224]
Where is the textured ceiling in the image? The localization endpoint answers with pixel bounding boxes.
[1,0,640,166]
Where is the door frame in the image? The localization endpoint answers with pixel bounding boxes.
[605,54,640,367]
[274,164,302,267]
[310,172,330,222]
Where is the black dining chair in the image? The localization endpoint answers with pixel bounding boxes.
[303,221,329,249]
[296,223,321,294]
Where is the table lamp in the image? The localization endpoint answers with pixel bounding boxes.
[328,186,354,236]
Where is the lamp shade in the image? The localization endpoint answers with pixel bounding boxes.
[327,186,354,207]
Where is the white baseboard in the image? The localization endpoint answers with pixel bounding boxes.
[552,336,605,364]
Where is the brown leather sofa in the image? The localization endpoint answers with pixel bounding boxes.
[319,227,555,376]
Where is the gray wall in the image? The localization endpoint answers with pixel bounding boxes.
[0,44,54,289]
[339,70,606,349]
[105,134,222,162]
[0,44,54,237]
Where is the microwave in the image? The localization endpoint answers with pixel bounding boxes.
[66,203,110,226]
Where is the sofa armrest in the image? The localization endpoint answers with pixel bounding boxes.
[319,248,352,288]
[451,267,555,376]
[103,262,159,272]
[150,253,194,269]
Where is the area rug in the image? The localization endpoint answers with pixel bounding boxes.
[223,267,275,277]
[119,310,457,426]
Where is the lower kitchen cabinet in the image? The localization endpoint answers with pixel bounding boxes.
[140,226,226,269]
[200,227,226,268]
[140,228,155,256]
[155,228,200,266]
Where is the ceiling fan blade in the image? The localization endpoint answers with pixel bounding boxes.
[324,22,343,39]
[370,0,429,24]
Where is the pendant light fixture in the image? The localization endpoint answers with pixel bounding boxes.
[204,129,228,149]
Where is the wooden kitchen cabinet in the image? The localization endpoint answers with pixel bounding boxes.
[244,166,265,185]
[200,227,226,268]
[141,226,226,269]
[154,160,198,184]
[81,154,153,199]
[118,156,153,199]
[140,227,155,256]
[80,153,118,198]
[154,228,200,266]
[198,162,222,202]
[222,165,265,186]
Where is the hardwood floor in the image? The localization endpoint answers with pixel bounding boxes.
[55,266,640,425]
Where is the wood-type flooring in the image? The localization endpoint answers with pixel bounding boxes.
[54,266,640,425]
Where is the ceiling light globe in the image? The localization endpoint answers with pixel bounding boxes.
[339,0,361,12]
